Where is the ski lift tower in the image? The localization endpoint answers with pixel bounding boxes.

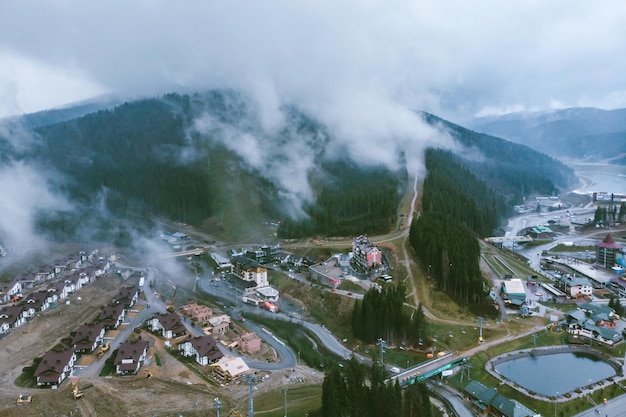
[477,316,485,343]
[247,375,257,417]
[377,338,387,367]
[214,397,222,417]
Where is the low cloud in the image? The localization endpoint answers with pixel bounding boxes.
[0,161,70,249]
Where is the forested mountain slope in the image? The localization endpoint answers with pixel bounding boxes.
[0,91,577,246]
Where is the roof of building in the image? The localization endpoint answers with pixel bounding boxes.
[98,303,125,321]
[465,380,537,417]
[180,335,223,361]
[156,312,186,333]
[597,234,622,249]
[310,259,345,280]
[256,286,279,297]
[211,356,249,378]
[531,226,553,234]
[71,322,105,347]
[578,302,614,318]
[563,276,593,287]
[464,380,497,405]
[34,348,75,383]
[114,339,148,371]
[232,255,264,270]
[208,315,231,327]
[503,279,526,297]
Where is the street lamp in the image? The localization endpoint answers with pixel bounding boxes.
[554,392,559,417]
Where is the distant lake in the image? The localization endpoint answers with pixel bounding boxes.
[566,162,626,195]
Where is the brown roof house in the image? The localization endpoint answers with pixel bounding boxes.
[97,304,126,330]
[178,335,223,366]
[0,319,9,335]
[24,291,52,312]
[149,312,187,339]
[71,322,106,353]
[0,304,28,329]
[114,338,149,375]
[34,347,77,387]
[115,286,138,309]
[238,332,261,354]
[46,281,71,301]
[0,280,22,303]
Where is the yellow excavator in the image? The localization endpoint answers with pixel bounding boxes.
[71,379,84,399]
[227,410,243,417]
[96,340,110,359]
[16,395,32,405]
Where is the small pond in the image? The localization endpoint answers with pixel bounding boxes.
[494,351,616,396]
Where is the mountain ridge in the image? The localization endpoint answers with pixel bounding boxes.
[0,90,577,246]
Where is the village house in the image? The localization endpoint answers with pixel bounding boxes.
[34,347,77,387]
[71,322,106,353]
[207,315,230,335]
[210,356,250,381]
[464,380,538,417]
[0,304,29,329]
[149,312,187,339]
[115,285,138,308]
[178,334,223,366]
[0,320,9,335]
[181,302,213,325]
[0,280,22,304]
[64,273,83,294]
[238,332,261,354]
[559,275,593,299]
[97,304,126,329]
[24,291,52,312]
[114,338,149,375]
[565,302,623,346]
[36,266,56,282]
[47,281,71,301]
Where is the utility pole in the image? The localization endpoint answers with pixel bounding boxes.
[283,389,288,417]
[214,397,221,417]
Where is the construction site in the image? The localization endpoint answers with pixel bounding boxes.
[0,274,322,417]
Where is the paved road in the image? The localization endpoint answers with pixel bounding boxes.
[572,394,626,417]
[427,381,474,417]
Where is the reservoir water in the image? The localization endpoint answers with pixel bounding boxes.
[568,162,626,195]
[494,351,616,396]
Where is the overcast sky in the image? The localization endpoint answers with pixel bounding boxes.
[1,1,625,122]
